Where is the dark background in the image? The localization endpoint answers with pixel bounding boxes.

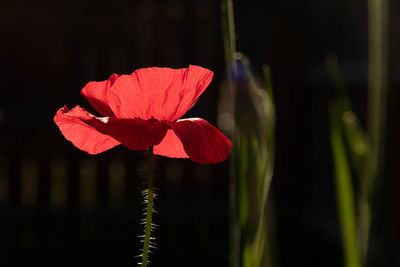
[0,0,399,266]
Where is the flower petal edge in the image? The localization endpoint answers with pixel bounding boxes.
[168,118,232,164]
[54,105,120,154]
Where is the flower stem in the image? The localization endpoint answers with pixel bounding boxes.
[221,1,238,266]
[360,0,388,262]
[141,147,154,267]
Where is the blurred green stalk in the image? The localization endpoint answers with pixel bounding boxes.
[327,55,366,267]
[222,0,236,69]
[329,104,362,267]
[328,52,377,267]
[221,1,276,267]
[328,57,360,267]
[361,0,388,261]
[221,1,239,266]
[233,56,276,267]
[328,0,388,264]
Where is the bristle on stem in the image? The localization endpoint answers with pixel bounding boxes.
[139,146,156,267]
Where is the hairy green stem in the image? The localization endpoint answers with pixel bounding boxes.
[141,147,154,267]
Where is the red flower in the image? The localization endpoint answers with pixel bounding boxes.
[54,65,232,164]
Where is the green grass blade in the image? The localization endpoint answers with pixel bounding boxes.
[366,0,387,187]
[330,106,362,267]
[342,111,368,177]
[221,0,236,68]
[326,54,368,177]
[357,0,389,261]
[221,1,239,267]
[236,55,276,267]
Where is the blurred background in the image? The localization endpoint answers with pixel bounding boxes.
[0,0,399,266]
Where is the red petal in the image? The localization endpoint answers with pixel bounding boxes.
[54,106,120,154]
[81,73,120,116]
[83,117,168,151]
[153,129,189,158]
[107,65,213,122]
[168,118,232,164]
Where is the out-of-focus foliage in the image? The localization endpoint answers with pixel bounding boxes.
[329,101,362,267]
[327,0,387,265]
[235,55,275,267]
[219,53,276,267]
[328,54,365,267]
[220,1,276,266]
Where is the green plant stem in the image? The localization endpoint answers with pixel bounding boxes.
[361,0,388,261]
[141,147,154,267]
[367,0,387,171]
[221,1,239,267]
[221,0,237,120]
[222,0,236,68]
[330,107,361,267]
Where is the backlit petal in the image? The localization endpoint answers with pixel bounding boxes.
[153,129,189,158]
[107,65,213,122]
[81,73,120,116]
[83,117,168,151]
[169,118,232,164]
[54,106,120,154]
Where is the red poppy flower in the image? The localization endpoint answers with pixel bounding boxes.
[54,65,231,164]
